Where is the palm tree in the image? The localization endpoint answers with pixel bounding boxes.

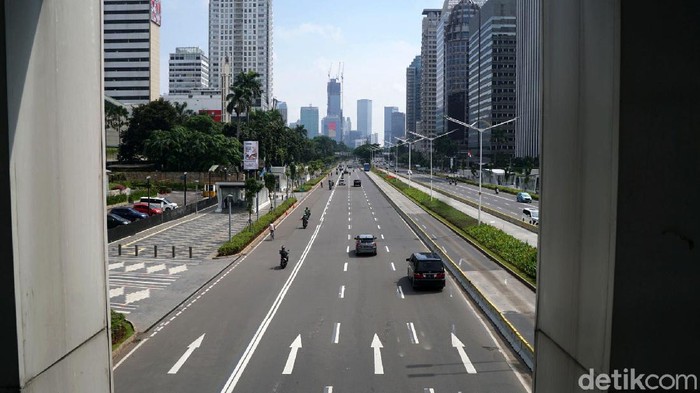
[225,71,262,139]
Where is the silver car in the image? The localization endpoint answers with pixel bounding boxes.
[354,234,377,256]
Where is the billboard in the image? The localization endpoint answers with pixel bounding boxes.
[150,0,162,26]
[243,141,259,170]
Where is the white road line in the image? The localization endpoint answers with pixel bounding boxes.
[348,217,351,221]
[346,246,349,253]
[424,389,435,393]
[422,224,427,229]
[113,338,149,369]
[348,234,350,240]
[109,287,124,298]
[390,262,396,271]
[377,225,381,229]
[381,234,384,239]
[343,262,348,272]
[125,262,145,272]
[397,285,405,299]
[371,211,375,215]
[324,387,333,393]
[147,264,166,273]
[339,285,345,299]
[168,265,188,275]
[167,334,205,374]
[108,262,124,270]
[407,322,419,344]
[282,335,302,375]
[385,245,390,253]
[348,225,351,230]
[374,217,377,221]
[332,323,341,344]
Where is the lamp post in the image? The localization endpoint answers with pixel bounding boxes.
[445,115,517,225]
[183,172,187,208]
[146,175,151,199]
[395,135,426,188]
[227,194,233,239]
[194,180,199,213]
[409,129,460,199]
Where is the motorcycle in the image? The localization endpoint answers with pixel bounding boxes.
[280,250,289,269]
[302,216,308,229]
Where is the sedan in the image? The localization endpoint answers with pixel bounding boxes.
[107,213,130,229]
[132,202,163,216]
[517,192,533,203]
[109,207,148,222]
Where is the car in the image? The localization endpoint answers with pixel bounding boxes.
[338,178,346,186]
[109,207,148,222]
[139,196,178,210]
[107,213,130,229]
[522,208,539,225]
[355,234,377,256]
[353,179,361,187]
[406,252,446,290]
[132,202,163,216]
[516,192,533,203]
[407,170,413,176]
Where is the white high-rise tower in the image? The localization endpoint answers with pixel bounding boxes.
[209,0,274,109]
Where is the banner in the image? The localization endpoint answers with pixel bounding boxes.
[243,141,259,170]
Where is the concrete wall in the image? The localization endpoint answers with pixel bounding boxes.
[1,1,112,392]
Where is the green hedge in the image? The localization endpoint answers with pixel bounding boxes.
[457,177,539,200]
[376,170,537,281]
[218,197,297,256]
[293,173,328,192]
[106,189,157,207]
[111,309,134,349]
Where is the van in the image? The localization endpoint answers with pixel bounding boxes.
[522,208,539,225]
[406,252,446,290]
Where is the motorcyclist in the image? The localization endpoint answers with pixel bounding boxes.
[280,246,289,260]
[495,187,499,194]
[304,207,310,218]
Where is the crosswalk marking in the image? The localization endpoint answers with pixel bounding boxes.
[109,287,124,298]
[125,262,145,272]
[147,264,167,273]
[125,289,150,304]
[169,265,188,275]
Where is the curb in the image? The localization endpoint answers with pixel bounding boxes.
[368,171,535,371]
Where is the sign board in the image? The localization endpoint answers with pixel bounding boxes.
[150,0,162,25]
[243,141,259,170]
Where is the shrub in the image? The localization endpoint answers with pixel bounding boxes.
[110,183,126,191]
[111,309,133,347]
[107,194,128,206]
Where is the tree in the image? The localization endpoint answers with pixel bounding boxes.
[173,101,195,123]
[105,101,129,137]
[226,71,262,139]
[244,177,264,229]
[119,98,179,161]
[264,173,277,210]
[143,126,242,171]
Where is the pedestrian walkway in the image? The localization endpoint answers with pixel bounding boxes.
[378,169,538,247]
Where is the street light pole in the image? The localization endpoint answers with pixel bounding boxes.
[409,129,460,199]
[194,180,199,213]
[396,135,426,188]
[227,194,233,239]
[445,115,517,225]
[146,175,151,200]
[183,172,187,208]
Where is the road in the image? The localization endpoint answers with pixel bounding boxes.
[113,168,531,392]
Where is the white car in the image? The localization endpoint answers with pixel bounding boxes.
[139,196,178,211]
[522,208,539,225]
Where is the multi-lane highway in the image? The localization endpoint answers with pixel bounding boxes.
[113,167,531,392]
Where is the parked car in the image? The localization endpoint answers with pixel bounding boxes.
[107,213,130,229]
[109,207,148,222]
[139,196,178,210]
[353,179,361,187]
[355,234,377,256]
[516,192,533,203]
[132,202,163,216]
[406,252,446,290]
[522,208,539,225]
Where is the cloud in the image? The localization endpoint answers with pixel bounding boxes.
[277,23,344,44]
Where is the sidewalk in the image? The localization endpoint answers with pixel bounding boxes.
[379,169,538,247]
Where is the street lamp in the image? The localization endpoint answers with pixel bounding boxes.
[194,180,199,213]
[227,193,233,239]
[395,135,426,188]
[183,172,188,208]
[445,115,517,225]
[409,129,460,199]
[146,175,151,200]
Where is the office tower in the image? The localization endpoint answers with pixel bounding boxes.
[300,105,319,137]
[103,0,161,105]
[468,0,517,164]
[383,106,398,145]
[277,101,288,123]
[357,99,372,138]
[515,0,542,159]
[391,111,406,143]
[169,47,209,95]
[406,56,422,134]
[435,0,461,134]
[323,78,343,142]
[420,9,442,141]
[209,0,273,109]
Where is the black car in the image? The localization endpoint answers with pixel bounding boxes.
[406,252,446,290]
[109,207,148,222]
[353,179,361,187]
[355,234,377,255]
[107,213,131,229]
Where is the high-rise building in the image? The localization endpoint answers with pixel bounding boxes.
[277,101,288,123]
[419,9,442,153]
[357,99,372,138]
[468,0,517,164]
[383,106,398,145]
[515,0,542,159]
[300,105,319,138]
[391,111,406,144]
[323,78,343,142]
[103,0,161,105]
[406,56,422,134]
[435,0,461,135]
[209,0,273,109]
[169,47,209,95]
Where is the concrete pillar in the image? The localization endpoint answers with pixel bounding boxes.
[535,0,699,391]
[0,1,112,392]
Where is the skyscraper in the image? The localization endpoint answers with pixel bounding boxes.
[384,106,398,145]
[323,78,343,142]
[435,0,461,134]
[209,0,273,108]
[421,9,442,141]
[277,101,288,123]
[515,0,542,159]
[103,0,161,105]
[406,56,422,134]
[391,111,406,143]
[169,47,209,95]
[468,0,517,164]
[357,99,372,139]
[300,105,319,138]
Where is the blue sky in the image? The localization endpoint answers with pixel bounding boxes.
[160,0,444,141]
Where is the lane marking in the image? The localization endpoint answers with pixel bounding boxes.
[407,322,419,344]
[348,225,351,230]
[113,338,149,369]
[348,234,350,240]
[381,234,384,239]
[385,246,390,253]
[343,262,348,272]
[452,333,477,374]
[390,262,396,271]
[374,217,377,221]
[377,225,381,230]
[339,285,345,299]
[371,334,384,374]
[397,285,405,299]
[332,323,341,344]
[282,335,302,375]
[324,387,333,393]
[346,246,349,253]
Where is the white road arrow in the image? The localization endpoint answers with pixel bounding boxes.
[168,334,205,374]
[451,333,477,374]
[371,334,384,375]
[282,335,302,375]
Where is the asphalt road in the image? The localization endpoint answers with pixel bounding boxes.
[113,168,531,393]
[393,167,540,220]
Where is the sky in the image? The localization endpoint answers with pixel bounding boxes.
[160,0,446,143]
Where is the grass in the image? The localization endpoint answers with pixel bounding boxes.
[111,310,134,351]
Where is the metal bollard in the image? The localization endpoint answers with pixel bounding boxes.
[135,245,139,257]
[172,245,176,258]
[154,245,158,258]
[189,247,193,259]
[118,244,122,256]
